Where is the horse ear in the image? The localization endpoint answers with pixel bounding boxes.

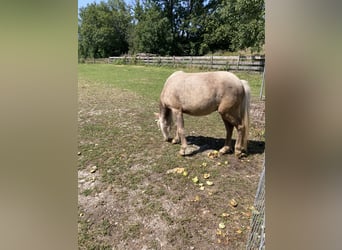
[154,112,160,119]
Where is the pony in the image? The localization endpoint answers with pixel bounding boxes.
[155,71,250,158]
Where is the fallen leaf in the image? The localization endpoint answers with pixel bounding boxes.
[201,162,207,167]
[224,161,229,165]
[203,173,211,179]
[216,229,223,235]
[166,167,185,174]
[241,211,251,218]
[236,229,243,234]
[199,186,205,191]
[221,213,230,217]
[206,181,214,186]
[219,222,226,229]
[192,176,199,183]
[229,199,238,207]
[90,166,97,173]
[208,150,219,159]
[182,171,188,176]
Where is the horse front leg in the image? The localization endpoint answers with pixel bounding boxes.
[173,110,188,155]
[219,118,234,155]
[171,122,180,144]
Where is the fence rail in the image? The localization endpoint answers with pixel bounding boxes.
[82,55,265,72]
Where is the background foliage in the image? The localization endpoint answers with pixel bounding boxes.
[78,0,264,58]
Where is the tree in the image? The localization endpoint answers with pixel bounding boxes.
[78,0,131,58]
[233,0,265,52]
[78,0,265,58]
[176,0,207,55]
[202,0,264,54]
[130,0,172,55]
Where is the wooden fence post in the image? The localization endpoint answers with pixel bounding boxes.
[260,66,265,100]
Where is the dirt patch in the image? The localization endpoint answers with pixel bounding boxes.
[78,79,265,249]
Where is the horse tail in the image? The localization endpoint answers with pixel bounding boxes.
[241,80,250,149]
[159,101,173,138]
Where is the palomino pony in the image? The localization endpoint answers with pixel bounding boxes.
[156,71,250,158]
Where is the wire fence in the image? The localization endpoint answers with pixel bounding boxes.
[246,162,265,250]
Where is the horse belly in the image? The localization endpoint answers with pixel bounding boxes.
[182,100,218,116]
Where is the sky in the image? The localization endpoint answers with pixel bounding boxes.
[78,0,133,10]
[78,0,102,10]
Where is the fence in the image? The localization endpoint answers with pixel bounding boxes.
[83,55,265,72]
[246,162,265,250]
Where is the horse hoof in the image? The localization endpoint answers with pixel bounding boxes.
[179,148,186,156]
[236,152,247,159]
[219,146,232,155]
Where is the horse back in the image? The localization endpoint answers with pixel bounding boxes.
[160,71,244,115]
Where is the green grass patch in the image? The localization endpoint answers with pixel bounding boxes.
[78,64,263,100]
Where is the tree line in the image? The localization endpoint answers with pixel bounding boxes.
[78,0,264,58]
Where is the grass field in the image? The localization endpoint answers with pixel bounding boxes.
[78,64,265,249]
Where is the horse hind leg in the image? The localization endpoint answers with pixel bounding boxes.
[219,117,234,155]
[234,124,248,158]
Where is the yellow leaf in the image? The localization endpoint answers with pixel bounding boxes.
[219,222,226,229]
[229,199,238,207]
[208,150,219,159]
[216,229,222,235]
[206,181,214,186]
[192,176,199,183]
[194,195,201,202]
[166,167,185,174]
[203,173,211,179]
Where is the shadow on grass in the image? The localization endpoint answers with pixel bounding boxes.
[185,136,265,156]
